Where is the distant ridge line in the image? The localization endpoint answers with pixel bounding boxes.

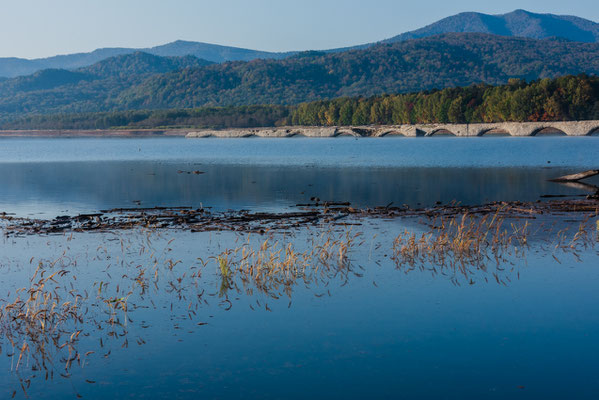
[1,9,598,78]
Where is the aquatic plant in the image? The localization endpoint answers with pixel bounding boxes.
[211,230,361,302]
[391,211,529,284]
[0,209,597,397]
[0,263,84,396]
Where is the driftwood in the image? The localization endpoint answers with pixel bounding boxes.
[1,197,598,237]
[550,170,599,182]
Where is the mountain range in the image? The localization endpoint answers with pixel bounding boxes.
[0,41,289,79]
[1,9,599,120]
[1,9,598,79]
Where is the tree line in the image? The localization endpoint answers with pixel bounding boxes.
[289,75,599,125]
[1,75,598,130]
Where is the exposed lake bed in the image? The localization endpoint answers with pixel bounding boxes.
[1,137,598,399]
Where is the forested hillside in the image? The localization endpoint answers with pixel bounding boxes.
[117,33,599,110]
[3,75,598,130]
[0,53,210,115]
[1,33,599,118]
[290,75,599,125]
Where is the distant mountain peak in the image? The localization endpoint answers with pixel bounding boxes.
[78,51,212,78]
[1,9,598,79]
[509,9,532,14]
[383,9,599,44]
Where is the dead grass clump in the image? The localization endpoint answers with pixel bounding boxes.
[0,263,84,394]
[214,230,361,299]
[391,212,529,282]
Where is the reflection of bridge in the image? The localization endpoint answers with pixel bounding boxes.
[187,120,599,138]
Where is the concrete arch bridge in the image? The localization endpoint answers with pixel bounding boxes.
[186,121,599,138]
[368,121,599,137]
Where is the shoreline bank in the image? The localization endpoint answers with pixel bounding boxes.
[0,129,188,137]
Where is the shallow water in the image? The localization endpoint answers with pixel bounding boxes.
[0,221,598,399]
[0,137,598,399]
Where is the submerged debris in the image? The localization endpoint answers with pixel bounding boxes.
[550,169,599,182]
[0,199,598,236]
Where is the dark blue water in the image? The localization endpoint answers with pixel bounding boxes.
[0,137,598,399]
[0,136,598,167]
[0,137,598,217]
[0,225,598,399]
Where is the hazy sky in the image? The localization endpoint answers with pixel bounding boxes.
[1,0,597,59]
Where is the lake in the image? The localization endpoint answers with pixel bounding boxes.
[0,137,598,399]
[0,136,598,217]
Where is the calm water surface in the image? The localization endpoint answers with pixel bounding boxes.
[0,137,598,399]
[0,137,598,217]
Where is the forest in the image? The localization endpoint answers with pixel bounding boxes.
[2,33,599,118]
[289,75,599,125]
[1,75,598,130]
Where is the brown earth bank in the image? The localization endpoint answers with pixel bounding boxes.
[0,129,189,137]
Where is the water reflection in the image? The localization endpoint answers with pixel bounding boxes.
[0,213,598,398]
[1,162,597,217]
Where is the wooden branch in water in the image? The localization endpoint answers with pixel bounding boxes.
[552,181,599,193]
[550,170,599,182]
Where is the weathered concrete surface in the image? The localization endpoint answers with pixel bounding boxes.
[389,121,599,137]
[186,121,599,138]
[186,127,346,138]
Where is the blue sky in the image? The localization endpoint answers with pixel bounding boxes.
[1,0,597,59]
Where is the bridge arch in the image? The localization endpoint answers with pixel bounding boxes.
[587,126,599,136]
[378,130,406,137]
[287,132,307,138]
[332,128,359,137]
[478,128,511,137]
[428,128,456,137]
[350,128,375,137]
[531,127,567,136]
[334,131,359,137]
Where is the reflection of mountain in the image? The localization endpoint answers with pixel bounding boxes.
[0,162,593,217]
